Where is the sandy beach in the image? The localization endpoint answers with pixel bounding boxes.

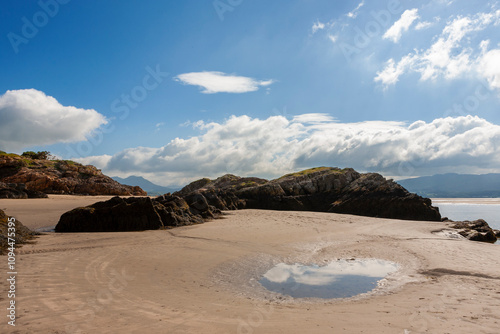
[1,196,500,333]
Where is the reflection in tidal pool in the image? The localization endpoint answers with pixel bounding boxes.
[259,259,398,299]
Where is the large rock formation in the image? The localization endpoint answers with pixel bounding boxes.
[55,167,442,233]
[176,167,441,221]
[0,152,146,196]
[0,209,39,255]
[55,195,220,232]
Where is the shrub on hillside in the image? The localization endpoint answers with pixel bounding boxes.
[21,151,53,160]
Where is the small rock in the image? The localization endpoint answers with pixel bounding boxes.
[493,229,500,238]
[453,219,498,243]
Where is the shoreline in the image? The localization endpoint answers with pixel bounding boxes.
[2,195,499,231]
[0,196,499,333]
[432,198,500,204]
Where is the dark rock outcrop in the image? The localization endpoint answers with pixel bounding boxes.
[0,182,27,199]
[0,153,146,196]
[0,182,48,198]
[56,194,220,232]
[56,167,442,232]
[175,167,441,221]
[57,197,162,232]
[448,219,498,243]
[0,209,39,255]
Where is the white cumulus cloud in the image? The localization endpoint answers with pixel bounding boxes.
[383,9,419,43]
[478,46,500,90]
[0,89,107,151]
[374,55,415,86]
[174,71,274,94]
[376,9,500,89]
[75,114,500,186]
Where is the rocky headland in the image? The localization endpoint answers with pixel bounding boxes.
[177,167,442,221]
[56,167,443,233]
[0,152,146,197]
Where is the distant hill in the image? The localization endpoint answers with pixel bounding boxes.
[112,176,178,196]
[397,173,500,198]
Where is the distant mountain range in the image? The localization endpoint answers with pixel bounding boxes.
[111,176,178,196]
[397,173,500,198]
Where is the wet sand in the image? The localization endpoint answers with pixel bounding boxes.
[1,197,499,333]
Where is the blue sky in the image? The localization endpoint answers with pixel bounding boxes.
[1,0,500,186]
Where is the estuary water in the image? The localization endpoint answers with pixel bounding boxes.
[432,198,500,230]
[432,198,500,244]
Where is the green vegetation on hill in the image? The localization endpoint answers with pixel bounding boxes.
[0,151,19,158]
[21,151,54,160]
[0,151,85,170]
[278,167,345,179]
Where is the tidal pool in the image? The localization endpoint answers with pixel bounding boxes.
[259,259,398,299]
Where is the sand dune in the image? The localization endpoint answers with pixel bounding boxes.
[1,197,499,333]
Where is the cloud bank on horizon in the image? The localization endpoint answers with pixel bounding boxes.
[77,114,500,186]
